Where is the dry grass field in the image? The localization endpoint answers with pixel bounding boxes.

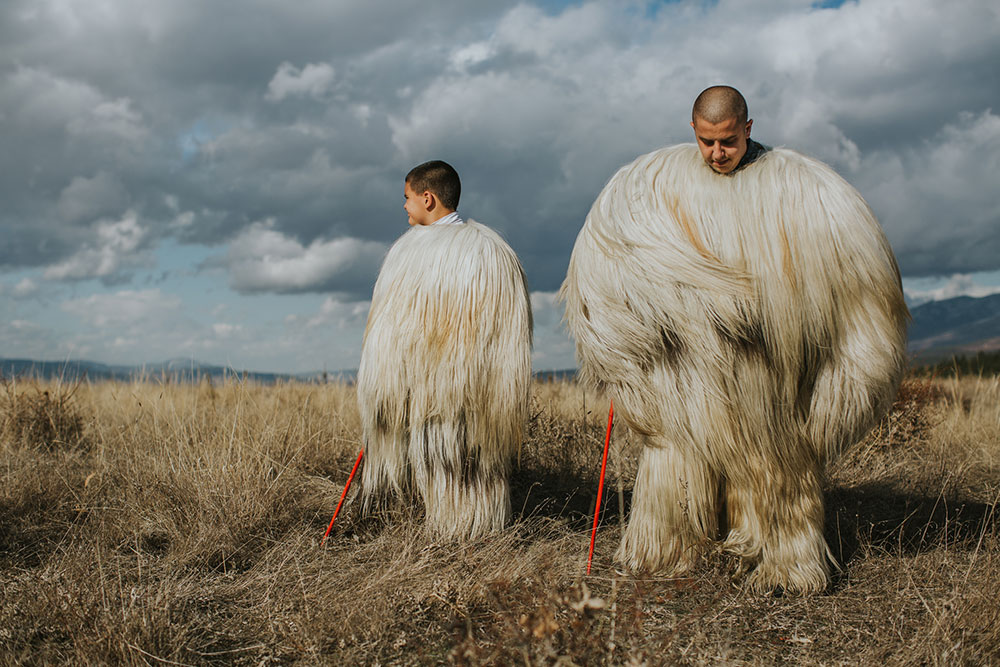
[1,374,997,665]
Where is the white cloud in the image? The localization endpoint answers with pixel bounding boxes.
[212,322,242,338]
[495,2,611,58]
[67,97,146,145]
[9,319,40,332]
[12,278,40,299]
[7,66,147,147]
[266,62,336,101]
[44,211,150,282]
[904,272,1000,306]
[0,317,66,360]
[7,65,106,128]
[351,103,372,127]
[54,288,218,365]
[304,295,370,330]
[56,171,128,223]
[253,296,371,371]
[859,110,1000,274]
[222,220,386,294]
[772,97,862,170]
[449,42,494,71]
[61,288,183,330]
[170,211,196,229]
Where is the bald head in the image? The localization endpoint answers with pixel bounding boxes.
[690,86,752,174]
[692,86,748,125]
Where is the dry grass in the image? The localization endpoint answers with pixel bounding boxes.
[1,374,997,665]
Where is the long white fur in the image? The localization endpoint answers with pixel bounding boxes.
[357,220,532,540]
[559,144,908,593]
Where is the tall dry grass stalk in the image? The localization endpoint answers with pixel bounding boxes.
[0,375,997,664]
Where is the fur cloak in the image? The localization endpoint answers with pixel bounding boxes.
[560,144,908,592]
[358,220,532,539]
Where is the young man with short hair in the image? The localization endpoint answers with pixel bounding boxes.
[356,160,533,540]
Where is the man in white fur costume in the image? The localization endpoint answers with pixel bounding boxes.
[560,87,908,593]
[357,160,532,539]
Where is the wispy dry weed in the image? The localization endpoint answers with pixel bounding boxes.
[1,376,997,664]
[1,377,87,451]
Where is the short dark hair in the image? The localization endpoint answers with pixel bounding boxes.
[405,160,461,211]
[692,85,748,125]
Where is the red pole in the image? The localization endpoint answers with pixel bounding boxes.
[587,402,614,575]
[321,448,364,545]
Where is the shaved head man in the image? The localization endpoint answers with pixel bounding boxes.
[691,85,765,174]
[560,83,908,593]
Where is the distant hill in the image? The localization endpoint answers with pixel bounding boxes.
[0,358,578,384]
[908,293,1000,361]
[0,358,338,384]
[4,293,998,382]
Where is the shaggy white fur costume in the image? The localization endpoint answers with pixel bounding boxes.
[560,145,908,592]
[357,220,532,539]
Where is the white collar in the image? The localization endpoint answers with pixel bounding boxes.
[431,211,464,226]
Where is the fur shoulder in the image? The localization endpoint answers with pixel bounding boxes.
[369,218,531,335]
[382,220,519,270]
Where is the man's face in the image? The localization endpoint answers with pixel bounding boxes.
[403,181,431,226]
[691,115,752,174]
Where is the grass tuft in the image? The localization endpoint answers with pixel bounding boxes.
[1,377,87,451]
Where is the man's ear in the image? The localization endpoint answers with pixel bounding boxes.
[422,191,436,211]
[745,118,753,137]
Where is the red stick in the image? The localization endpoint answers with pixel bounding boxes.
[321,448,364,545]
[587,402,614,575]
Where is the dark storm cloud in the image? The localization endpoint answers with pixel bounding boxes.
[2,0,999,299]
[0,0,520,289]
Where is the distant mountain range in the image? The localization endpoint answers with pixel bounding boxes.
[907,293,1000,361]
[2,295,998,382]
[0,358,347,384]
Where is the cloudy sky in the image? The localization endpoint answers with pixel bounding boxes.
[2,0,998,373]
